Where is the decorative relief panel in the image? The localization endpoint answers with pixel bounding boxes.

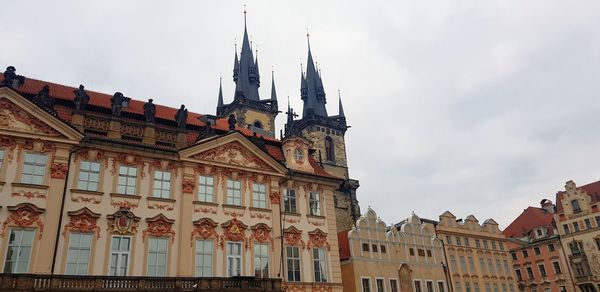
[84,116,110,132]
[111,154,145,178]
[307,229,330,250]
[11,190,46,200]
[1,203,45,239]
[194,206,217,214]
[192,141,272,171]
[143,214,175,242]
[50,163,68,179]
[151,159,178,177]
[0,135,17,162]
[20,138,55,154]
[0,98,61,136]
[107,208,140,235]
[269,191,281,204]
[191,218,219,244]
[63,207,101,238]
[249,223,274,249]
[283,226,305,249]
[220,218,249,249]
[182,179,195,194]
[74,149,108,169]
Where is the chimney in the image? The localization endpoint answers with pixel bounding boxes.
[540,199,555,214]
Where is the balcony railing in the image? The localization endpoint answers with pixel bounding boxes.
[0,274,282,292]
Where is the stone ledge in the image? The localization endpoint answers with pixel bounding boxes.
[110,193,142,199]
[71,189,104,196]
[147,196,176,203]
[193,201,219,207]
[12,182,49,190]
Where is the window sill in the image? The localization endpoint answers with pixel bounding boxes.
[222,204,246,210]
[250,207,272,213]
[12,182,49,190]
[147,197,176,203]
[0,181,5,186]
[307,214,326,219]
[109,193,142,199]
[193,201,218,207]
[283,212,301,217]
[70,189,104,196]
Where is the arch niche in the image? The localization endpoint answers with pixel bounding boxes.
[398,263,413,292]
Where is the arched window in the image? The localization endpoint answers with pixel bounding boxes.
[324,136,335,161]
[571,199,582,213]
[253,120,263,129]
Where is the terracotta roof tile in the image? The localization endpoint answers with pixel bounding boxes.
[555,180,600,213]
[503,207,554,238]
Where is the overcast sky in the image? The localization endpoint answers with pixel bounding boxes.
[3,1,600,228]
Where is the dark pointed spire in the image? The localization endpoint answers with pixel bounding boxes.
[233,42,239,82]
[301,32,327,118]
[338,89,345,117]
[254,49,260,83]
[270,70,277,101]
[217,77,224,108]
[233,7,260,101]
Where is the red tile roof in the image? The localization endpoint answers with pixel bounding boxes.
[555,180,600,213]
[503,207,554,238]
[338,231,351,261]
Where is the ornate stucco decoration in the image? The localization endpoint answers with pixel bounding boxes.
[111,153,145,178]
[283,226,305,249]
[220,218,249,249]
[182,179,195,194]
[1,203,45,239]
[269,191,281,204]
[143,214,175,242]
[307,229,330,250]
[50,162,68,179]
[192,141,271,171]
[107,207,140,235]
[249,223,274,250]
[282,283,307,292]
[74,149,108,169]
[11,191,46,200]
[63,207,101,238]
[151,159,178,177]
[0,135,17,162]
[21,138,55,154]
[0,97,61,136]
[191,218,219,245]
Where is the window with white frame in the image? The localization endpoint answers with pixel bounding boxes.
[117,166,137,195]
[455,282,462,292]
[3,229,35,273]
[286,246,301,282]
[415,280,423,292]
[147,237,168,276]
[198,175,214,202]
[0,149,5,166]
[65,232,92,275]
[376,278,384,292]
[313,248,327,282]
[152,171,171,199]
[77,161,100,191]
[227,242,242,277]
[309,192,321,216]
[485,283,491,292]
[465,282,471,292]
[254,243,269,278]
[21,153,47,185]
[109,236,131,276]
[293,148,304,161]
[195,240,213,277]
[438,281,445,292]
[227,180,242,205]
[427,281,434,292]
[283,189,297,213]
[474,282,480,292]
[390,279,399,292]
[362,278,371,292]
[253,183,267,209]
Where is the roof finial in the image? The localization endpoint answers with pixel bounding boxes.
[243,4,247,26]
[306,28,311,51]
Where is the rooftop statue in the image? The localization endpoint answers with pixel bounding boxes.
[1,66,25,88]
[143,99,156,123]
[175,104,188,130]
[73,85,90,111]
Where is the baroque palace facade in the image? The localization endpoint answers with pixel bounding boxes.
[0,13,358,292]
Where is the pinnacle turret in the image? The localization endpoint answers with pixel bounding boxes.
[233,9,260,101]
[301,33,327,118]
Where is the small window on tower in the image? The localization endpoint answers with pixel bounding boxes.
[253,120,263,129]
[294,148,304,161]
[325,136,335,161]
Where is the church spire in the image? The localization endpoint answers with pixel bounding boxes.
[217,77,224,108]
[233,7,260,101]
[338,89,345,117]
[270,70,277,101]
[301,32,327,118]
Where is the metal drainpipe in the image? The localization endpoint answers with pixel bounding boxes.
[51,143,87,275]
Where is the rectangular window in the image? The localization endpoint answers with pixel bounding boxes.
[309,192,322,216]
[313,248,327,282]
[373,245,379,253]
[499,242,504,250]
[438,282,445,292]
[464,237,470,246]
[109,236,131,276]
[479,258,486,274]
[147,237,168,276]
[495,259,502,274]
[503,260,509,274]
[538,264,547,277]
[227,180,242,206]
[465,282,471,292]
[522,250,528,258]
[409,248,415,256]
[563,224,569,234]
[446,236,452,245]
[362,278,371,292]
[491,241,497,250]
[455,282,462,292]
[511,252,517,260]
[77,160,100,191]
[117,165,137,195]
[390,279,399,292]
[195,240,213,277]
[460,256,467,272]
[427,281,434,292]
[468,256,475,273]
[450,255,457,271]
[475,239,481,248]
[227,242,242,277]
[286,246,301,282]
[526,267,533,279]
[502,284,507,292]
[362,243,370,252]
[283,189,297,213]
[595,216,600,227]
[515,269,522,281]
[548,244,555,252]
[198,175,214,202]
[456,236,462,246]
[415,281,422,292]
[474,282,480,292]
[3,229,35,273]
[493,284,499,292]
[483,240,489,249]
[253,183,267,208]
[573,222,580,232]
[381,245,387,253]
[21,153,47,185]
[534,247,541,255]
[152,171,171,199]
[487,258,494,274]
[584,218,592,229]
[485,283,491,292]
[254,243,269,278]
[552,261,562,274]
[65,233,92,275]
[417,248,424,256]
[0,149,4,166]
[376,279,384,292]
[426,249,432,257]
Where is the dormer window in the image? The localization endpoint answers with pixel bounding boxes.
[293,148,304,161]
[571,200,582,213]
[536,228,544,237]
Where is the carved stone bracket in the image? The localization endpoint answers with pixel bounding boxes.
[182,179,195,194]
[191,218,219,245]
[107,207,140,235]
[307,229,330,250]
[269,191,281,204]
[143,214,175,242]
[283,226,305,249]
[1,203,45,239]
[50,163,68,179]
[63,207,101,238]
